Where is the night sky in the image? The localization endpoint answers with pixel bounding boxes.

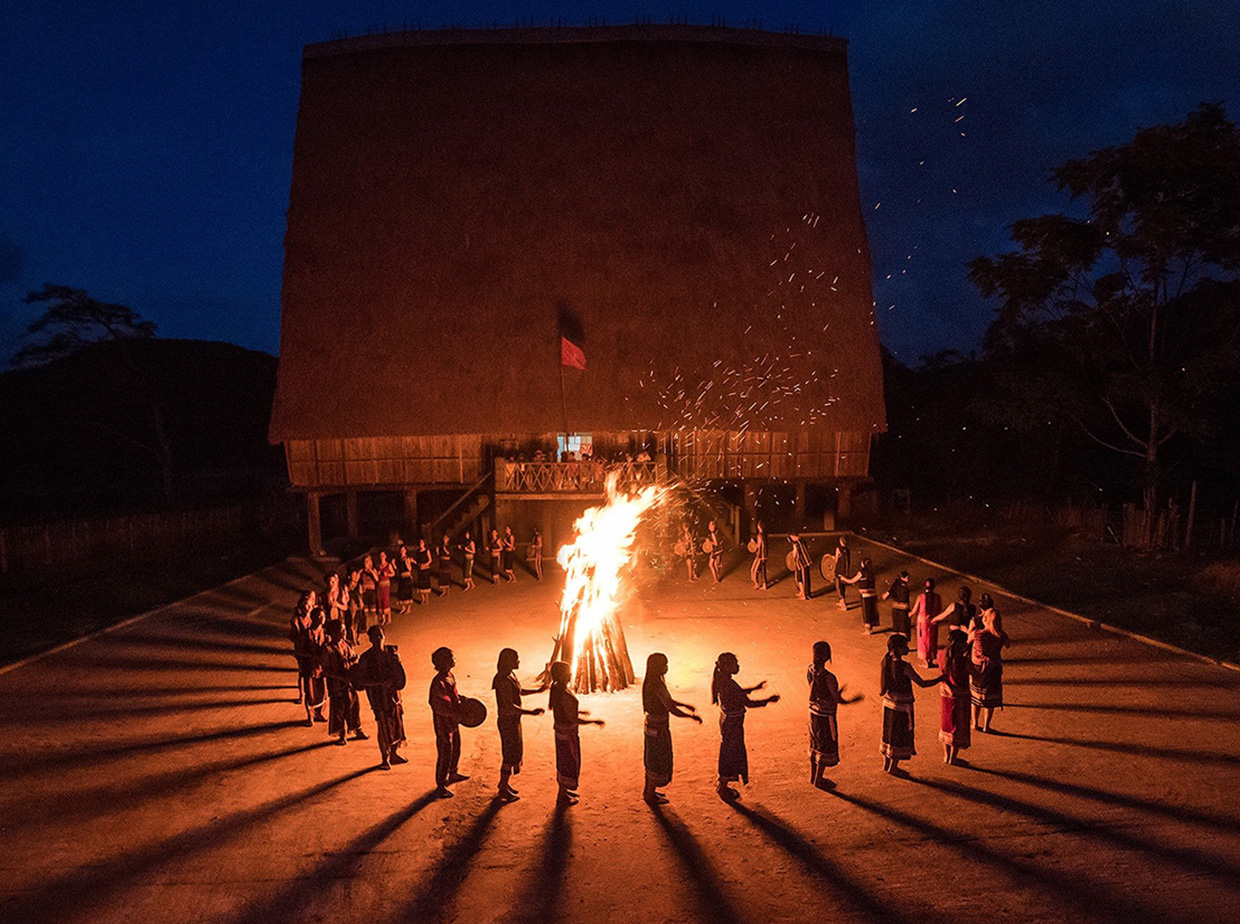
[3,1,1238,365]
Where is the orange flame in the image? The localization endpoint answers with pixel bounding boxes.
[554,472,664,692]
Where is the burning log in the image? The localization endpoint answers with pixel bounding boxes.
[548,473,663,693]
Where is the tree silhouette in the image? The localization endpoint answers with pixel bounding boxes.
[971,104,1240,539]
[13,284,175,503]
[13,284,157,369]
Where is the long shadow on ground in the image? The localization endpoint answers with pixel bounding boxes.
[827,787,1180,924]
[1,767,375,924]
[511,800,572,924]
[227,789,441,924]
[727,800,935,924]
[648,804,747,924]
[390,796,505,923]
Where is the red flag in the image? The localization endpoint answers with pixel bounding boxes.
[560,335,586,370]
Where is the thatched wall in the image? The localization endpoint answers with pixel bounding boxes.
[271,25,885,451]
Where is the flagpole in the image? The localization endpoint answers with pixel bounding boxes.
[559,338,569,446]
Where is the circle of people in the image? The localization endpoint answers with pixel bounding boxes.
[288,530,1011,804]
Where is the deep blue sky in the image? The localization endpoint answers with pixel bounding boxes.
[3,1,1238,365]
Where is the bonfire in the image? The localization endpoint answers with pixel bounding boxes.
[547,472,664,693]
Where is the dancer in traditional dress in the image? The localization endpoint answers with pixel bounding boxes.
[529,529,544,581]
[345,566,364,643]
[882,570,912,636]
[360,554,377,626]
[459,531,476,591]
[749,521,768,591]
[488,529,503,584]
[833,536,851,611]
[807,641,852,788]
[969,594,1010,733]
[396,545,414,614]
[492,648,546,802]
[712,652,780,800]
[879,634,940,774]
[325,572,347,634]
[414,538,433,606]
[437,534,453,595]
[296,607,328,726]
[789,531,812,600]
[289,591,315,707]
[938,586,976,631]
[429,647,469,798]
[842,557,879,634]
[548,661,604,805]
[706,520,724,582]
[641,652,702,805]
[502,526,517,582]
[937,629,972,765]
[354,625,407,770]
[681,523,698,583]
[374,551,395,624]
[909,578,943,667]
[322,621,365,745]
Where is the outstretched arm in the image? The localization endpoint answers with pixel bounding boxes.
[904,662,942,688]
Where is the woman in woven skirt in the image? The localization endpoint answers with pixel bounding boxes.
[374,551,395,624]
[969,594,1010,733]
[502,526,518,582]
[492,648,546,802]
[548,661,604,805]
[749,521,768,591]
[909,578,943,667]
[879,634,940,774]
[842,558,880,634]
[641,652,702,805]
[459,531,476,592]
[413,539,433,606]
[882,570,912,636]
[807,641,853,788]
[937,629,972,765]
[437,533,453,595]
[712,652,780,801]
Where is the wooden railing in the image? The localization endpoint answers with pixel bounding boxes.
[495,460,659,494]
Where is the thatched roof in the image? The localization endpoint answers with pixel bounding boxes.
[271,25,886,442]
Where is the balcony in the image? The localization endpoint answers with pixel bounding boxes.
[494,458,662,496]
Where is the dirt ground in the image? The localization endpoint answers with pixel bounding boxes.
[2,535,1239,924]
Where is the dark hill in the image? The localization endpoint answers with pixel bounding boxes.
[0,339,284,518]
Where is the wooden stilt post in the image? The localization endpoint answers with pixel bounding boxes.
[306,492,324,557]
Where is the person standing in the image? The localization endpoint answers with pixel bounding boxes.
[909,578,944,667]
[429,647,469,798]
[548,661,605,805]
[789,531,812,600]
[749,521,768,591]
[437,534,454,596]
[360,555,377,627]
[938,629,972,765]
[374,551,396,625]
[681,523,698,583]
[502,526,518,582]
[842,558,880,634]
[325,572,347,634]
[832,536,851,611]
[289,591,315,709]
[459,531,477,592]
[969,594,1010,733]
[492,648,546,802]
[882,570,912,636]
[322,621,366,745]
[414,539,433,606]
[297,607,329,726]
[711,652,780,801]
[529,529,544,581]
[396,545,414,614]
[345,566,364,644]
[488,529,503,585]
[641,652,702,805]
[807,641,849,788]
[354,625,408,770]
[938,586,977,632]
[879,634,940,774]
[706,520,724,583]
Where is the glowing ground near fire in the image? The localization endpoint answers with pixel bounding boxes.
[2,537,1239,924]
